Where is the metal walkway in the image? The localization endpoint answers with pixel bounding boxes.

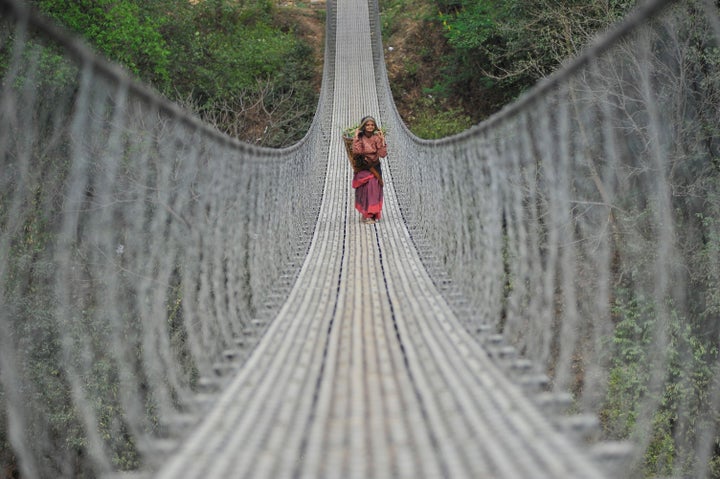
[153,1,608,478]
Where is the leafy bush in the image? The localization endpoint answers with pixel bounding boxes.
[435,0,637,108]
[410,97,472,139]
[32,0,320,146]
[36,0,172,87]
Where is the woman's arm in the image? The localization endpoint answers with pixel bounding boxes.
[374,135,387,158]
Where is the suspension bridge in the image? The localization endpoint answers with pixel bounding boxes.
[1,0,719,478]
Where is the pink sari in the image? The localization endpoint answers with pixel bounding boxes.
[352,170,383,220]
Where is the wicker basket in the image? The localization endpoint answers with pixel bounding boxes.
[342,133,362,173]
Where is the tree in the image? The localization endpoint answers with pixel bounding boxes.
[36,0,173,88]
[435,0,636,116]
[32,0,320,146]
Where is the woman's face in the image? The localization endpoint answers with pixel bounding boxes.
[364,121,376,133]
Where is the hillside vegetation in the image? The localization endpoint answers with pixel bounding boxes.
[29,0,636,141]
[33,0,324,147]
[380,0,636,137]
[27,0,639,142]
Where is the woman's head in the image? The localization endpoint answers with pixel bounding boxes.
[359,116,377,134]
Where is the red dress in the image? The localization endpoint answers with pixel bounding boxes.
[351,133,387,220]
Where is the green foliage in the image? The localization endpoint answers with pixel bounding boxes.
[381,0,635,126]
[9,45,78,110]
[410,96,472,139]
[180,0,319,145]
[32,0,320,146]
[190,26,293,99]
[380,0,475,136]
[1,174,143,474]
[430,0,637,117]
[166,0,271,97]
[439,1,496,50]
[601,290,719,477]
[36,0,172,88]
[690,210,720,334]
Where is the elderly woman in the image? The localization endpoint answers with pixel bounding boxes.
[351,116,387,224]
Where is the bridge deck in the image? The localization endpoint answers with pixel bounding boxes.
[154,1,608,477]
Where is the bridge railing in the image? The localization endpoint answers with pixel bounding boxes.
[373,0,720,476]
[0,0,334,476]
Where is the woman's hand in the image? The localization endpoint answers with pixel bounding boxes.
[376,129,386,145]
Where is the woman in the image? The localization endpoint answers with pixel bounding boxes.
[351,116,387,224]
